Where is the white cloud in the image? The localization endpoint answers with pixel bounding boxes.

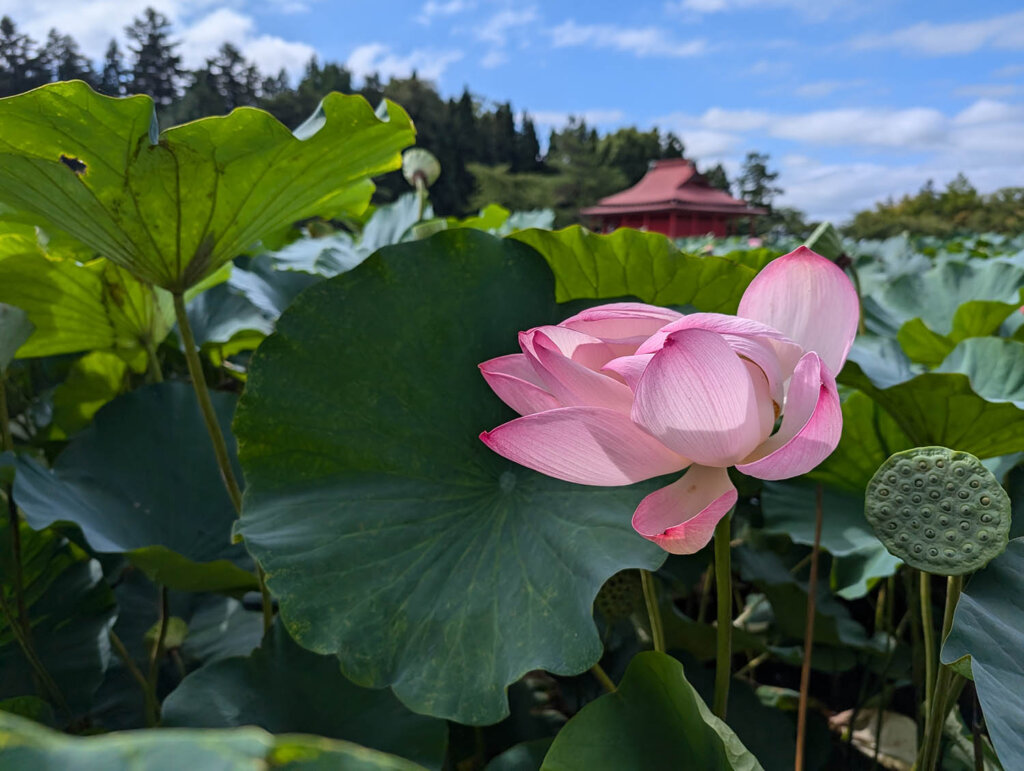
[994,64,1024,78]
[746,59,791,76]
[480,49,508,69]
[417,0,474,25]
[472,6,537,69]
[0,2,315,79]
[0,0,189,57]
[550,20,707,58]
[345,43,463,83]
[180,8,315,79]
[666,0,856,20]
[850,10,1024,55]
[794,79,867,98]
[698,108,770,132]
[772,107,947,148]
[954,83,1020,99]
[653,99,1024,219]
[477,7,538,45]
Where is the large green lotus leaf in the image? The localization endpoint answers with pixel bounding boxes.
[49,351,129,438]
[809,391,914,492]
[234,230,666,724]
[936,337,1024,408]
[0,304,31,371]
[0,711,427,770]
[11,383,255,593]
[485,739,553,771]
[268,193,427,278]
[898,299,1022,368]
[163,620,447,770]
[839,362,1024,457]
[760,481,901,599]
[844,337,923,390]
[0,81,415,291]
[0,241,173,361]
[509,227,757,312]
[942,539,1024,767]
[0,496,116,714]
[878,260,1024,335]
[539,652,762,771]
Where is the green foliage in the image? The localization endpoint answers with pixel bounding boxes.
[0,711,428,770]
[540,652,762,771]
[0,497,116,715]
[847,175,1024,238]
[0,80,414,291]
[510,226,756,310]
[943,539,1024,764]
[0,53,1023,769]
[233,230,666,724]
[11,384,255,592]
[162,620,447,769]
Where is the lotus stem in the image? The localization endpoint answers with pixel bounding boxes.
[640,569,665,653]
[0,591,67,717]
[173,293,272,632]
[110,629,157,727]
[1,378,36,675]
[795,484,824,771]
[591,663,617,693]
[917,574,965,770]
[920,571,936,724]
[172,293,243,512]
[144,335,164,383]
[146,585,169,701]
[712,511,733,719]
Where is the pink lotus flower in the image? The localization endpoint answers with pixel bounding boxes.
[479,246,860,554]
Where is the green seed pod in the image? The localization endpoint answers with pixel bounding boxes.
[594,569,643,622]
[402,148,441,188]
[865,446,1011,575]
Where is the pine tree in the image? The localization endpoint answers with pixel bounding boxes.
[125,7,182,107]
[702,163,731,193]
[0,16,47,96]
[737,152,782,211]
[490,102,517,166]
[99,39,126,96]
[210,43,258,110]
[261,68,290,99]
[513,113,540,172]
[40,29,94,84]
[451,89,480,161]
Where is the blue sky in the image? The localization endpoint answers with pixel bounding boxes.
[8,0,1024,220]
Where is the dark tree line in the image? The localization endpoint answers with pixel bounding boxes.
[0,8,785,223]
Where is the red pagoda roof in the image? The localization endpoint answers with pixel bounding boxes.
[581,158,765,217]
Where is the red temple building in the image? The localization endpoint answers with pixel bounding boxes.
[581,158,765,238]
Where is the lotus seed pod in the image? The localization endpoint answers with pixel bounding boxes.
[865,446,1011,575]
[594,569,643,622]
[402,148,441,188]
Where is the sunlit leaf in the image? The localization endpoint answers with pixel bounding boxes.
[0,81,415,291]
[509,226,756,312]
